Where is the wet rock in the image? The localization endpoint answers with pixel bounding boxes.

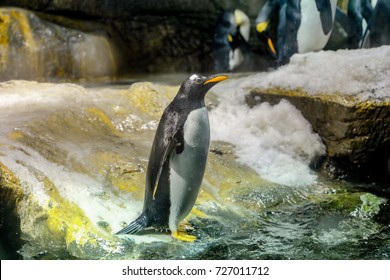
[1,80,389,259]
[0,8,120,81]
[246,89,390,182]
[244,47,390,184]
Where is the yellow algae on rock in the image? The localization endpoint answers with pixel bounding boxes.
[0,12,10,68]
[0,7,120,81]
[85,107,124,137]
[89,150,146,201]
[41,176,124,259]
[125,82,178,120]
[0,162,24,208]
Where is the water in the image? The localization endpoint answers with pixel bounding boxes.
[0,75,389,260]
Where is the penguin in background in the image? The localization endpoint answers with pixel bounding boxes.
[117,74,228,242]
[344,0,374,48]
[227,9,251,71]
[212,10,236,72]
[212,9,251,71]
[335,0,389,49]
[255,0,281,59]
[256,0,338,65]
[362,0,390,48]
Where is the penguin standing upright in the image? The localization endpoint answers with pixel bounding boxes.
[255,0,280,58]
[213,10,236,72]
[362,0,390,48]
[227,9,251,71]
[212,9,251,71]
[256,0,337,65]
[117,74,228,242]
[346,0,374,48]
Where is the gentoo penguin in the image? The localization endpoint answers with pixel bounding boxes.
[213,9,250,71]
[117,74,228,242]
[256,0,337,65]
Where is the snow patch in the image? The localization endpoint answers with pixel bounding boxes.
[210,78,325,187]
[243,46,390,101]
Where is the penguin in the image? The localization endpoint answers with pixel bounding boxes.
[117,74,228,242]
[227,9,251,71]
[346,0,374,49]
[213,10,236,72]
[362,0,390,48]
[212,9,250,71]
[255,0,280,59]
[256,0,337,65]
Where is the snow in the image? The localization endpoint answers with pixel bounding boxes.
[242,45,390,101]
[210,79,326,187]
[210,46,389,186]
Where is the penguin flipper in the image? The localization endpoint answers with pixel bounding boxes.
[116,214,148,235]
[152,129,184,199]
[315,0,334,35]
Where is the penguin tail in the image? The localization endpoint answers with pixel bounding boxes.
[116,214,148,235]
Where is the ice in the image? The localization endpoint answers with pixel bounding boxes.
[209,46,390,186]
[210,78,326,187]
[242,45,390,101]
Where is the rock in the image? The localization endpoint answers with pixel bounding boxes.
[246,89,390,181]
[0,80,388,259]
[0,8,120,81]
[1,1,266,74]
[244,46,390,183]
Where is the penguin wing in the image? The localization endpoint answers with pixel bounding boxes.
[315,0,335,35]
[152,128,184,199]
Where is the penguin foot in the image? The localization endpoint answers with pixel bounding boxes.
[171,231,197,242]
[179,221,194,232]
[190,208,207,218]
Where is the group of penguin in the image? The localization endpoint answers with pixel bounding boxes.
[213,0,390,71]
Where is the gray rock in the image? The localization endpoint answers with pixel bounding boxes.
[1,0,266,73]
[246,84,390,183]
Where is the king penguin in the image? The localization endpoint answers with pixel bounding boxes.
[213,9,250,71]
[256,0,337,65]
[117,74,228,242]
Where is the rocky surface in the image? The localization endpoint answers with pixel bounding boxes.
[242,46,390,184]
[0,8,120,81]
[1,0,266,75]
[1,79,388,259]
[246,88,390,182]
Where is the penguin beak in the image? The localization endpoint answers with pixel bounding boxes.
[203,75,228,85]
[256,22,277,58]
[267,37,277,57]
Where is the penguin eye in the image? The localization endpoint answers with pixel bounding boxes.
[194,78,202,84]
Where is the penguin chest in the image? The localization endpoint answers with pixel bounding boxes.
[297,0,336,53]
[168,107,210,226]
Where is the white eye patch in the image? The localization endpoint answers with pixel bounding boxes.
[189,74,202,84]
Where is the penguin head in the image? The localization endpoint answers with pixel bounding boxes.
[256,21,277,58]
[227,9,250,51]
[233,9,250,42]
[177,74,228,101]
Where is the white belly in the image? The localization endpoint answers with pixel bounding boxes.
[297,0,337,53]
[168,107,210,231]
